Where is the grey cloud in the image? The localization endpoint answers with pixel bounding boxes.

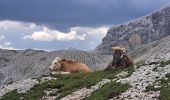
[0,0,169,31]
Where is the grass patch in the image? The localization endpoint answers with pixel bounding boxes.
[124,67,135,78]
[1,80,64,100]
[84,82,130,100]
[159,73,170,100]
[145,85,156,92]
[145,72,170,100]
[160,85,170,100]
[1,67,134,100]
[56,70,124,99]
[0,90,23,100]
[160,59,170,67]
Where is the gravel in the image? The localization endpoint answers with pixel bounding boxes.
[0,78,38,98]
[111,64,170,100]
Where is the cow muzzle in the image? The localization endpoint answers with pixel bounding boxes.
[49,67,53,71]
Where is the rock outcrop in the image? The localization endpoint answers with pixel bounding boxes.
[129,35,170,63]
[95,4,170,55]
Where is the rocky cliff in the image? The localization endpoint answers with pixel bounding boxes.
[95,4,170,55]
[130,35,170,63]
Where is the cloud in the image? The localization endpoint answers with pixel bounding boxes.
[0,35,15,50]
[24,26,109,41]
[1,0,169,31]
[72,26,109,37]
[0,20,109,50]
[0,20,37,30]
[24,27,87,41]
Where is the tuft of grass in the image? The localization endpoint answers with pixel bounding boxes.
[124,67,135,78]
[145,85,156,92]
[160,59,170,67]
[159,73,170,100]
[83,82,130,100]
[160,85,170,100]
[0,90,23,100]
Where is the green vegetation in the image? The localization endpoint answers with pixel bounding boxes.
[160,59,170,67]
[55,69,124,99]
[145,72,170,100]
[1,80,62,100]
[1,67,134,100]
[124,67,135,78]
[0,90,23,100]
[145,84,156,92]
[84,82,130,100]
[160,73,170,100]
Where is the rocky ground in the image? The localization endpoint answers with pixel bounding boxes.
[0,58,170,100]
[113,62,170,100]
[0,78,38,98]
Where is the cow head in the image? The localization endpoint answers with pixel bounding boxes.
[112,47,126,60]
[49,57,62,71]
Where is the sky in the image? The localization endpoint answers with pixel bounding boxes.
[0,0,170,51]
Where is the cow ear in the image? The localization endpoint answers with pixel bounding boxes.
[122,48,126,52]
[112,47,115,52]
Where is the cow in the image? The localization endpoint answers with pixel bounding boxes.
[105,47,134,70]
[49,57,91,74]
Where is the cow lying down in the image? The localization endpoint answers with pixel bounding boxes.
[49,57,91,74]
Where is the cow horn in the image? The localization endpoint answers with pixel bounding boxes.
[121,48,126,52]
[55,57,61,61]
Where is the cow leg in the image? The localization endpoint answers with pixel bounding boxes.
[105,60,116,70]
[60,72,71,75]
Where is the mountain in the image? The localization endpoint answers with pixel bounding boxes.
[130,35,170,63]
[95,4,170,55]
[0,49,111,85]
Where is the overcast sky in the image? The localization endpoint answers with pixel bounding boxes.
[0,0,170,51]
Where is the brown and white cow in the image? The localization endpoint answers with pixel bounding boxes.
[49,57,91,73]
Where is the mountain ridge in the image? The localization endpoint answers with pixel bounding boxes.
[95,4,170,55]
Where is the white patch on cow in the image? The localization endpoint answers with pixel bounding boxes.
[49,57,61,71]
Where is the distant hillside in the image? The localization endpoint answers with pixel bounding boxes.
[95,4,170,55]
